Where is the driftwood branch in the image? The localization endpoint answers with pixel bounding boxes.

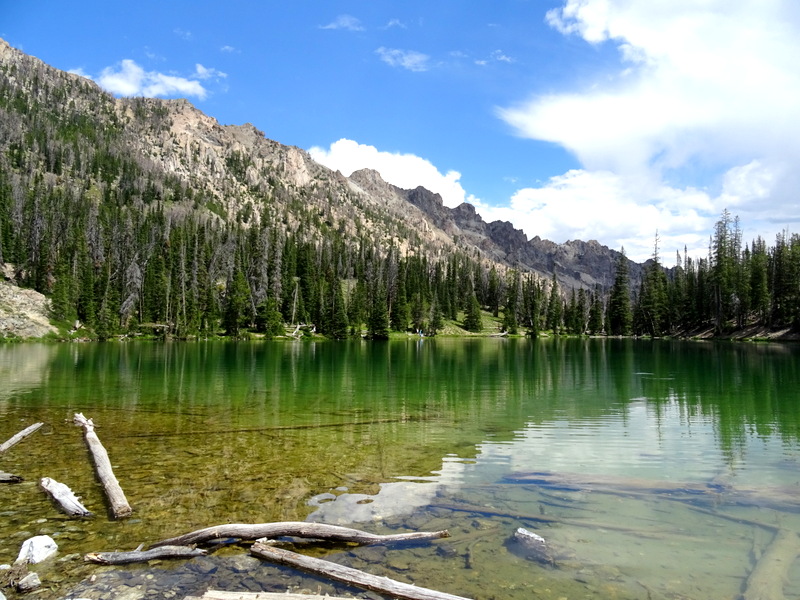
[1,471,23,483]
[73,413,132,518]
[85,545,207,565]
[151,522,449,549]
[251,541,473,600]
[184,593,356,600]
[0,422,43,453]
[40,477,92,517]
[742,529,800,600]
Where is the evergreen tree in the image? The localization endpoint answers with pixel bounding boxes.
[463,290,483,333]
[545,273,562,332]
[608,248,632,335]
[222,266,250,337]
[255,297,284,338]
[366,281,389,340]
[427,294,445,336]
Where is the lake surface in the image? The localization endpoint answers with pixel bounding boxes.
[1,338,800,600]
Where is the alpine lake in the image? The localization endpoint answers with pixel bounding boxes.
[2,337,800,600]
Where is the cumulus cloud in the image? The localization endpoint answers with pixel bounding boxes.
[496,0,800,258]
[320,14,364,31]
[89,59,226,100]
[471,170,713,262]
[375,47,430,72]
[309,138,473,208]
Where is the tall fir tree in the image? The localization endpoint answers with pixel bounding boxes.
[608,248,632,335]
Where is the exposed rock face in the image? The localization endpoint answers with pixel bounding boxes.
[0,278,57,339]
[0,35,647,343]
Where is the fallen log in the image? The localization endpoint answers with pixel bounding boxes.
[742,529,800,600]
[185,592,355,600]
[151,522,449,549]
[85,545,207,565]
[0,422,43,453]
[1,470,23,483]
[40,477,92,517]
[251,541,473,600]
[73,413,132,518]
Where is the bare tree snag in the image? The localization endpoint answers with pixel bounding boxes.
[742,529,800,600]
[73,413,132,518]
[85,545,207,565]
[251,542,473,600]
[40,477,92,517]
[151,522,449,549]
[1,471,23,483]
[0,422,43,453]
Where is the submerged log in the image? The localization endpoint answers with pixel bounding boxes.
[251,541,473,600]
[742,529,800,600]
[40,477,92,517]
[1,470,23,483]
[151,522,449,549]
[0,422,43,453]
[85,545,207,565]
[73,413,132,518]
[505,470,800,511]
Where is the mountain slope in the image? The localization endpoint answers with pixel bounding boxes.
[0,38,651,338]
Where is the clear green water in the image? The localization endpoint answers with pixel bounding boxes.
[1,338,800,599]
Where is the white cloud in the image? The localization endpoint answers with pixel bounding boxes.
[375,47,430,72]
[472,170,712,262]
[220,45,237,53]
[94,59,217,100]
[194,64,227,80]
[320,15,364,31]
[173,28,192,41]
[495,0,800,257]
[309,138,472,208]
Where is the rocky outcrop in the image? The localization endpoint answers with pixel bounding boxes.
[0,273,56,339]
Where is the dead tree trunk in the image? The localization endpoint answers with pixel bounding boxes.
[1,471,23,483]
[73,413,132,518]
[151,522,449,549]
[40,477,92,517]
[251,541,473,600]
[85,545,207,565]
[742,529,800,600]
[0,422,43,453]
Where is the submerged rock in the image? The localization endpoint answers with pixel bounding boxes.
[512,527,556,567]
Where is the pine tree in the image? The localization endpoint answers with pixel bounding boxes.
[463,291,483,333]
[223,267,250,337]
[545,273,562,332]
[608,248,632,335]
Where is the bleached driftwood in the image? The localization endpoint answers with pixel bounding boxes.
[184,593,355,600]
[40,477,92,517]
[151,521,449,549]
[742,529,800,600]
[0,422,43,453]
[73,413,132,518]
[251,541,473,600]
[85,545,207,565]
[1,470,23,483]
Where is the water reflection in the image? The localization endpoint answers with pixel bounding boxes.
[2,339,800,600]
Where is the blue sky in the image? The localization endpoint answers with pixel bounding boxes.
[3,1,800,262]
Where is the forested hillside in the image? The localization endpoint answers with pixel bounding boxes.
[0,38,798,340]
